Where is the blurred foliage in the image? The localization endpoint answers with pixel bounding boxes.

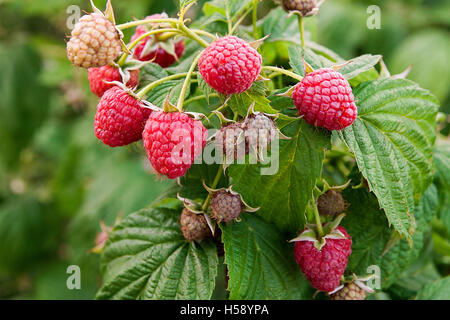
[0,0,448,299]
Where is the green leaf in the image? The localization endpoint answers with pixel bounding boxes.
[262,7,299,45]
[288,45,305,77]
[227,82,279,116]
[197,73,213,104]
[145,80,186,108]
[221,214,313,299]
[433,143,450,234]
[228,119,330,234]
[391,30,450,103]
[0,43,50,169]
[179,0,196,10]
[0,196,59,273]
[96,202,218,300]
[338,54,381,80]
[339,79,439,238]
[415,277,450,300]
[342,183,438,289]
[138,63,168,87]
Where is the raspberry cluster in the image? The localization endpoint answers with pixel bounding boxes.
[294,226,352,292]
[142,111,207,179]
[67,13,122,69]
[131,14,185,68]
[330,282,367,300]
[281,0,318,16]
[94,86,151,147]
[292,68,357,131]
[88,65,139,97]
[210,190,243,223]
[179,208,212,242]
[198,36,262,95]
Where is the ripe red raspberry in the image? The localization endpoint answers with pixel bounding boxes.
[67,13,122,68]
[179,208,212,242]
[142,111,207,179]
[330,282,367,300]
[88,65,139,97]
[210,190,243,223]
[94,86,151,147]
[198,36,262,95]
[292,68,357,131]
[131,14,185,68]
[294,226,352,292]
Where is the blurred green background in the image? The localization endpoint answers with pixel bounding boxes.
[0,0,448,299]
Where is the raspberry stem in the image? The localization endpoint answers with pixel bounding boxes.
[184,93,219,106]
[177,52,203,111]
[262,66,304,81]
[116,18,179,30]
[178,23,210,48]
[298,14,305,51]
[117,28,181,66]
[201,165,224,212]
[252,0,258,39]
[229,6,253,35]
[312,194,324,238]
[136,73,189,100]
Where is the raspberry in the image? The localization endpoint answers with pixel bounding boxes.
[131,14,185,68]
[180,208,212,242]
[294,226,352,292]
[243,113,277,151]
[215,122,247,160]
[317,190,348,217]
[88,65,139,97]
[198,36,262,95]
[67,13,122,69]
[330,282,367,300]
[281,0,318,16]
[142,111,207,179]
[94,86,151,147]
[210,190,243,223]
[292,68,357,131]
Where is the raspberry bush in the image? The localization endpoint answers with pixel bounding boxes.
[60,0,449,300]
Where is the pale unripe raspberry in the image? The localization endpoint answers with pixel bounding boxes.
[180,209,212,242]
[215,122,247,160]
[282,0,318,16]
[67,13,122,68]
[330,282,367,300]
[210,191,243,223]
[243,113,277,151]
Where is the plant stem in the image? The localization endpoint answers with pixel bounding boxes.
[191,29,217,40]
[311,194,324,238]
[177,53,203,111]
[116,18,179,30]
[207,100,230,121]
[117,28,180,66]
[298,14,305,51]
[179,23,209,48]
[136,73,188,100]
[229,6,253,35]
[252,0,258,39]
[262,66,303,81]
[201,164,223,212]
[184,93,219,106]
